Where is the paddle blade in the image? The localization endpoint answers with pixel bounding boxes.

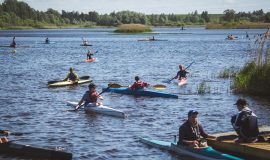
[48,80,61,84]
[152,84,166,90]
[80,76,90,80]
[108,83,123,88]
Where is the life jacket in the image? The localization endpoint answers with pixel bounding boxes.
[68,73,78,81]
[88,91,99,103]
[131,80,147,90]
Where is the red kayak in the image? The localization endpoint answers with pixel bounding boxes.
[85,58,96,62]
[178,78,187,86]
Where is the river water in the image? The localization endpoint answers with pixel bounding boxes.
[0,28,269,160]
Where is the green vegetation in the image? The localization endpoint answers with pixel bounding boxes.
[1,0,270,29]
[218,67,239,78]
[114,24,152,33]
[233,29,270,96]
[197,81,211,94]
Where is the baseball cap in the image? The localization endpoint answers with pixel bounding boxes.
[234,98,247,106]
[188,110,199,117]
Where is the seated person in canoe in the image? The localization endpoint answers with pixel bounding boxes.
[45,37,50,44]
[231,98,259,143]
[173,65,189,80]
[129,76,150,90]
[76,83,103,109]
[178,110,216,148]
[63,68,80,82]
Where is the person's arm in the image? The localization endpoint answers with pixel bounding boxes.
[198,124,209,139]
[179,125,198,145]
[75,92,87,109]
[129,82,136,90]
[174,71,180,79]
[75,73,80,80]
[63,73,70,81]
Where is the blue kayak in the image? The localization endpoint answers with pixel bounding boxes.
[103,88,178,99]
[140,137,243,160]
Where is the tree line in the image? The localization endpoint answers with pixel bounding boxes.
[0,0,270,28]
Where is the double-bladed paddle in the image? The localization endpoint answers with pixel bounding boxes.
[48,76,90,85]
[109,83,166,90]
[163,61,194,83]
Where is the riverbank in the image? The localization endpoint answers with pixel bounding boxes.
[206,22,270,29]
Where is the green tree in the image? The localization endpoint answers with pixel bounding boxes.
[223,9,236,22]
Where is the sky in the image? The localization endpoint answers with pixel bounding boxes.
[1,0,270,14]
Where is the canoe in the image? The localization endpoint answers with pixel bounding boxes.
[140,137,243,160]
[103,88,178,99]
[178,78,187,86]
[48,79,91,87]
[80,44,92,46]
[0,45,30,48]
[0,141,72,160]
[85,58,96,62]
[207,126,270,160]
[66,101,126,118]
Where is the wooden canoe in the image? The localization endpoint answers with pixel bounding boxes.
[207,126,270,160]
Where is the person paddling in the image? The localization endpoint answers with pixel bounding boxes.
[63,68,79,82]
[75,83,104,110]
[129,76,150,90]
[45,37,50,44]
[10,37,16,48]
[87,50,94,60]
[173,65,189,81]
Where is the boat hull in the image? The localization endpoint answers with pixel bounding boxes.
[85,58,96,62]
[178,78,187,86]
[66,101,126,118]
[0,142,72,160]
[48,79,91,87]
[103,88,178,98]
[140,137,242,160]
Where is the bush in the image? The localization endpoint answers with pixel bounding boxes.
[114,24,152,33]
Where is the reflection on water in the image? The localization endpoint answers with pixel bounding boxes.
[0,28,269,160]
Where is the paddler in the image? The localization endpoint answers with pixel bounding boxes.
[75,83,103,110]
[45,37,50,44]
[87,50,94,60]
[129,76,150,90]
[63,68,79,82]
[173,65,189,81]
[177,110,216,148]
[10,36,16,48]
[0,130,9,143]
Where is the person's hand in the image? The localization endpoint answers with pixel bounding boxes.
[191,140,199,147]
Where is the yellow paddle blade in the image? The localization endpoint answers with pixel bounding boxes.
[152,84,166,90]
[108,83,122,88]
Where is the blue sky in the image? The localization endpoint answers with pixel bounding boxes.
[1,0,270,14]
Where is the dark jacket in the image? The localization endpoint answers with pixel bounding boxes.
[178,120,208,145]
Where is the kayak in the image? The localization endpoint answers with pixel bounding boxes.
[103,88,178,99]
[0,141,72,160]
[178,78,187,86]
[140,137,243,160]
[85,58,96,62]
[80,44,92,46]
[0,45,30,48]
[48,79,91,87]
[66,101,126,118]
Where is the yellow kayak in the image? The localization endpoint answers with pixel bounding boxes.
[48,79,91,87]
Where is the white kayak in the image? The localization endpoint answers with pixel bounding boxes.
[66,101,126,118]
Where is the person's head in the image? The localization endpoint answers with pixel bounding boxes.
[187,110,199,126]
[234,98,248,111]
[69,67,74,73]
[179,65,183,70]
[135,76,140,81]
[88,83,96,92]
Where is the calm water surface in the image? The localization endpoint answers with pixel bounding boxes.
[0,28,270,160]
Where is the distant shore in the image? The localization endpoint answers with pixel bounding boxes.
[1,23,270,30]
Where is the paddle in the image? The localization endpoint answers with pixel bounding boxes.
[109,83,166,90]
[66,84,113,112]
[164,61,194,83]
[0,130,24,136]
[48,76,90,85]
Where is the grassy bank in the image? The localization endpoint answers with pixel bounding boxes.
[114,24,152,33]
[232,62,270,96]
[206,22,270,29]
